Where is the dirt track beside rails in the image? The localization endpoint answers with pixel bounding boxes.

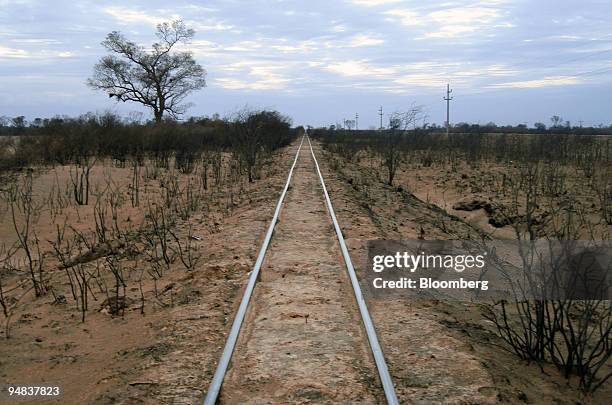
[219,141,383,404]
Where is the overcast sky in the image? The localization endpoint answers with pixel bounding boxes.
[1,0,611,127]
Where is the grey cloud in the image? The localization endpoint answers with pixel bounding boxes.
[0,0,611,127]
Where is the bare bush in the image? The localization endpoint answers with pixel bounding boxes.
[70,157,95,205]
[484,240,612,392]
[0,243,17,318]
[378,107,423,186]
[169,223,200,271]
[484,167,612,392]
[592,170,612,225]
[143,203,175,276]
[9,171,46,296]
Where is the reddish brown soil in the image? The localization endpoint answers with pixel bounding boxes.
[220,142,382,404]
[316,141,611,404]
[1,138,609,404]
[0,148,294,404]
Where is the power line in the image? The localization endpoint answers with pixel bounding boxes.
[424,35,612,86]
[447,35,612,76]
[571,64,612,78]
[534,48,612,71]
[436,63,612,102]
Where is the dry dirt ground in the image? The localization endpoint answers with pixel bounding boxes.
[220,141,381,403]
[359,155,609,241]
[0,138,610,404]
[0,148,295,404]
[316,141,611,404]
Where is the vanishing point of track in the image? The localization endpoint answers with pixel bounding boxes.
[203,136,399,404]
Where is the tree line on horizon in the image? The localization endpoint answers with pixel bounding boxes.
[0,111,298,176]
[323,116,612,135]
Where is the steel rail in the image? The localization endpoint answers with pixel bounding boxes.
[203,136,305,405]
[306,136,400,405]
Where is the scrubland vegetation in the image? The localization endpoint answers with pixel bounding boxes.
[314,128,611,233]
[313,126,611,393]
[0,111,297,337]
[1,108,609,399]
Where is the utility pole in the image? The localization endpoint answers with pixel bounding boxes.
[579,120,584,128]
[355,113,359,130]
[379,106,384,130]
[444,83,453,135]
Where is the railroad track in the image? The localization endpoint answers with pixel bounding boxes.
[203,136,398,404]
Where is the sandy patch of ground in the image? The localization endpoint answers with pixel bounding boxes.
[0,147,294,404]
[315,141,611,404]
[1,139,608,404]
[220,141,382,404]
[396,160,608,240]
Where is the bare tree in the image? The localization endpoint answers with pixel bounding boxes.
[88,20,206,123]
[379,106,423,186]
[551,115,564,129]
